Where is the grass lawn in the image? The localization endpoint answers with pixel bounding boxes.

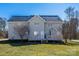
[0,40,79,56]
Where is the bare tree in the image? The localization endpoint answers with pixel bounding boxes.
[75,10,79,18]
[0,17,6,32]
[0,17,6,38]
[63,7,79,43]
[14,23,29,39]
[62,21,69,43]
[69,10,78,40]
[64,7,75,20]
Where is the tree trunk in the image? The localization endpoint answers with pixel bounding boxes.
[64,39,67,44]
[20,35,23,39]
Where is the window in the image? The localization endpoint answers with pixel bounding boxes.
[34,23,39,25]
[77,27,79,32]
[41,31,44,35]
[49,30,51,35]
[34,31,38,36]
[49,28,56,35]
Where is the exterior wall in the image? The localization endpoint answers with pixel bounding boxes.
[28,16,45,40]
[45,21,63,40]
[8,16,63,40]
[8,21,29,40]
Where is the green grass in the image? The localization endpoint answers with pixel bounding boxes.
[0,40,79,56]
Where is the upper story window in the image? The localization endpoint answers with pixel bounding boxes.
[34,23,39,25]
[34,23,39,27]
[48,23,52,27]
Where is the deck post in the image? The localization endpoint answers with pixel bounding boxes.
[41,40,42,44]
[46,40,48,43]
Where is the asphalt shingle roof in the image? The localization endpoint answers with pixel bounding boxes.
[8,15,62,22]
[8,15,34,21]
[40,15,62,21]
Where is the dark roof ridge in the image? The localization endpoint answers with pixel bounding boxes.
[11,15,34,17]
[40,15,59,17]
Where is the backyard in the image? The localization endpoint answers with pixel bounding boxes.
[0,40,79,56]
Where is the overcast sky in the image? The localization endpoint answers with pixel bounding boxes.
[0,3,79,20]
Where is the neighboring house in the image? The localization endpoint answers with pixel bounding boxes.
[8,15,63,40]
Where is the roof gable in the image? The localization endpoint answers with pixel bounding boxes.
[28,15,46,22]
